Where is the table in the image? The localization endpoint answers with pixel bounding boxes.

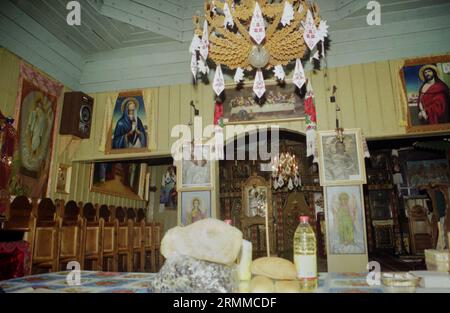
[1,272,449,293]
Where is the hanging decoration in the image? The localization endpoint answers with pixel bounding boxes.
[293,58,306,89]
[271,148,300,191]
[281,1,295,26]
[213,65,225,96]
[304,80,318,162]
[302,9,319,51]
[253,70,266,99]
[273,65,286,81]
[234,67,245,83]
[190,0,328,98]
[214,98,224,126]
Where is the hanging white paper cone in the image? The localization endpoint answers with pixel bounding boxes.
[223,2,234,28]
[213,65,225,96]
[317,20,329,58]
[273,65,285,81]
[281,1,294,26]
[189,34,201,54]
[253,70,266,98]
[306,127,317,158]
[273,178,278,190]
[214,125,224,160]
[190,53,198,80]
[293,59,306,89]
[277,175,284,187]
[199,20,209,60]
[198,56,209,74]
[288,178,294,191]
[294,175,300,187]
[303,10,319,50]
[234,67,245,83]
[249,2,266,45]
[317,20,329,42]
[310,50,320,63]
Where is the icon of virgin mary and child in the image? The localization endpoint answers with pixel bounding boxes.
[112,98,147,149]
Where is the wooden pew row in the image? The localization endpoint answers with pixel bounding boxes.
[1,196,163,275]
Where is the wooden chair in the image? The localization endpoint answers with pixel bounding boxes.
[80,202,101,271]
[57,200,83,271]
[408,205,434,255]
[2,196,34,235]
[114,206,132,272]
[141,210,155,272]
[153,222,163,272]
[99,205,117,272]
[128,208,145,272]
[31,198,59,274]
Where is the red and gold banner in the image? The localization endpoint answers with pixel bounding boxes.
[11,63,63,198]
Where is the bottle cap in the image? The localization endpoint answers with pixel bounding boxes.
[224,219,232,225]
[299,216,309,224]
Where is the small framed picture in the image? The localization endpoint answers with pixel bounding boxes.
[180,190,211,225]
[324,185,367,255]
[317,128,367,186]
[56,164,72,194]
[180,143,213,189]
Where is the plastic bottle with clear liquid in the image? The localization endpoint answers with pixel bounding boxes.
[293,216,318,292]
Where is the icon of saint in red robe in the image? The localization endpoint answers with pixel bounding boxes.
[417,65,450,125]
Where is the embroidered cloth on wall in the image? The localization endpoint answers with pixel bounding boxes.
[11,63,63,198]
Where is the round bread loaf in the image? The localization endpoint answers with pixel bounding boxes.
[250,276,274,293]
[251,257,297,280]
[275,280,301,293]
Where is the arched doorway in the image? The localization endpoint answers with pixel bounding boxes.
[218,128,327,269]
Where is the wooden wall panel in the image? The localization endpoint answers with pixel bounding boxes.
[2,47,450,211]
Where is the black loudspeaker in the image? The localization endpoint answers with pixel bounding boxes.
[60,92,93,139]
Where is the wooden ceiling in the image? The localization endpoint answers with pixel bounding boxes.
[1,0,449,91]
[11,0,176,56]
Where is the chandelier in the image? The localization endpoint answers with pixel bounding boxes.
[271,149,300,191]
[190,0,328,98]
